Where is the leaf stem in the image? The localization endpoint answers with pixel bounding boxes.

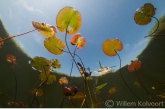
[11,63,17,108]
[114,49,142,100]
[2,29,37,42]
[145,16,159,38]
[60,96,66,108]
[135,70,154,101]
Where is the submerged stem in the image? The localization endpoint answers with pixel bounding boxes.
[145,16,159,38]
[60,96,66,108]
[135,70,154,101]
[12,64,17,108]
[114,49,142,100]
[30,66,48,107]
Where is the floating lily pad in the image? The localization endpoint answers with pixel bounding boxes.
[44,37,66,55]
[32,21,56,37]
[30,56,51,71]
[56,6,82,35]
[134,3,155,25]
[102,38,123,56]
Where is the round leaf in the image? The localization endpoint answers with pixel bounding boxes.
[40,71,56,84]
[70,34,86,49]
[108,87,117,94]
[56,6,82,35]
[6,54,17,65]
[59,77,68,85]
[134,3,155,25]
[50,59,61,69]
[44,37,66,55]
[141,3,155,17]
[134,12,151,25]
[30,56,51,71]
[32,21,56,37]
[102,38,123,56]
[128,60,141,72]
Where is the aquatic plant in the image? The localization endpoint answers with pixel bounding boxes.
[0,2,165,108]
[128,60,154,101]
[6,54,18,107]
[134,3,159,38]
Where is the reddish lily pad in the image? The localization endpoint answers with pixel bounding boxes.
[128,60,141,72]
[59,77,68,85]
[70,34,86,49]
[6,54,17,65]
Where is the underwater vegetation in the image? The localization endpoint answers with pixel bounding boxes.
[0,3,165,108]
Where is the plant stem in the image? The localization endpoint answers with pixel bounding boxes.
[44,83,47,108]
[114,49,142,100]
[11,63,17,108]
[135,70,154,101]
[30,66,48,107]
[2,29,36,42]
[60,96,66,108]
[69,46,77,83]
[145,16,159,38]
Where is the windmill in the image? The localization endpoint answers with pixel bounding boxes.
[94,62,116,76]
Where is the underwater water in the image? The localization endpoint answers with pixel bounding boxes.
[0,0,165,108]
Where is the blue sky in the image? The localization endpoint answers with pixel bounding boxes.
[0,0,165,76]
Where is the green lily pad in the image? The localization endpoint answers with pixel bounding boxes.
[44,37,66,55]
[50,59,61,69]
[30,56,51,71]
[32,21,56,37]
[134,3,155,25]
[56,6,82,35]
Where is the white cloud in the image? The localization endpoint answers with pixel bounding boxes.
[134,39,148,48]
[125,44,131,50]
[9,8,13,20]
[15,0,44,15]
[32,34,43,45]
